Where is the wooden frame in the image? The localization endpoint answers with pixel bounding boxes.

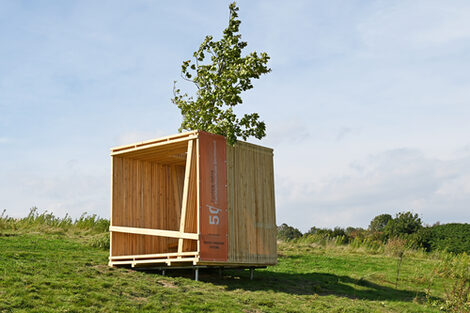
[178,139,193,254]
[109,226,198,240]
[109,130,276,268]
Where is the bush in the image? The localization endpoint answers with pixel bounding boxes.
[277,223,302,241]
[303,226,352,245]
[305,226,325,236]
[331,227,347,238]
[417,223,470,254]
[306,226,345,237]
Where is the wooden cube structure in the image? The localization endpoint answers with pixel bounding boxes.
[109,130,276,268]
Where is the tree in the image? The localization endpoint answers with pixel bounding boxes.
[172,2,271,145]
[384,211,423,238]
[416,223,470,254]
[369,214,392,232]
[277,223,302,241]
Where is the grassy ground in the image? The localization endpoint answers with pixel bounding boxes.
[0,211,467,312]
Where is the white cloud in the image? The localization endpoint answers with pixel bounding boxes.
[276,147,470,231]
[0,137,10,144]
[262,118,311,147]
[357,1,470,56]
[0,164,108,219]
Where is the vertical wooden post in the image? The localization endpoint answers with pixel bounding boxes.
[196,137,200,255]
[109,156,114,265]
[178,140,193,254]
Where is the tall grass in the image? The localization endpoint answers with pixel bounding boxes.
[0,207,110,249]
[0,207,109,233]
[293,233,387,254]
[291,231,438,259]
[74,212,110,232]
[433,252,470,312]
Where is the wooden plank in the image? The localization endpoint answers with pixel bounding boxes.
[196,138,201,254]
[120,144,188,161]
[196,261,277,267]
[110,257,198,266]
[254,150,263,259]
[226,143,236,262]
[109,156,114,260]
[111,157,118,256]
[110,251,198,260]
[137,159,143,253]
[183,144,198,251]
[143,160,151,253]
[268,152,277,263]
[171,165,181,231]
[132,160,137,254]
[121,157,129,256]
[111,135,197,156]
[111,130,198,152]
[178,140,193,254]
[110,226,198,240]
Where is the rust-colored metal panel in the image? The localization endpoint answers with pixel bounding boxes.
[198,131,228,262]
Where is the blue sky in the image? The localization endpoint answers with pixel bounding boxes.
[1,0,469,231]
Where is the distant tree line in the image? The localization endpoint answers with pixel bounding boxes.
[277,211,470,254]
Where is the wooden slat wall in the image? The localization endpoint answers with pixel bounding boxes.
[226,142,277,265]
[111,157,185,256]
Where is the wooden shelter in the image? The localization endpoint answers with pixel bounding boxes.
[109,130,276,270]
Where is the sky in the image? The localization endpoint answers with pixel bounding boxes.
[1,0,469,232]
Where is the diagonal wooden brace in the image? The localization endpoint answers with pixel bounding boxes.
[178,139,194,253]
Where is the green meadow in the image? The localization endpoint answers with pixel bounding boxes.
[0,210,468,312]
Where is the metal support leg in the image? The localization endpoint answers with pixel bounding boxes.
[195,268,199,281]
[218,267,223,278]
[162,269,166,276]
[250,267,254,280]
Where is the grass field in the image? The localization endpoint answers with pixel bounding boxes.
[0,211,468,312]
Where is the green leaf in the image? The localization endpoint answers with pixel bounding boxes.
[171,1,270,145]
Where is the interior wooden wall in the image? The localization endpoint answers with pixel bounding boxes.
[226,142,277,265]
[111,157,188,256]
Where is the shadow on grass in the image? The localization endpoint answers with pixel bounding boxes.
[142,268,439,303]
[217,269,438,302]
